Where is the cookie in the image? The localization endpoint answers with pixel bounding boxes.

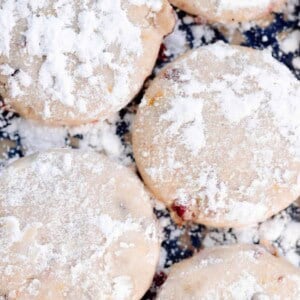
[0,149,160,299]
[158,244,300,299]
[169,0,286,23]
[132,42,300,228]
[0,0,175,125]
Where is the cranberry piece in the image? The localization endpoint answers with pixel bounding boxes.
[153,271,167,287]
[277,275,284,282]
[172,203,187,218]
[158,44,168,62]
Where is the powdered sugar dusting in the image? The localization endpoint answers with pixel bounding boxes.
[0,0,171,123]
[207,43,300,133]
[160,95,206,154]
[204,202,300,267]
[112,276,133,300]
[1,0,142,109]
[218,0,272,13]
[0,150,159,298]
[134,42,300,226]
[280,30,300,53]
[0,1,299,298]
[157,245,300,299]
[0,114,131,167]
[129,0,163,11]
[224,272,264,299]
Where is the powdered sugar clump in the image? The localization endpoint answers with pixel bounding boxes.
[160,95,206,154]
[280,30,300,53]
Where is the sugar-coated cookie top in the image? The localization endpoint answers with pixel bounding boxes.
[169,0,285,23]
[217,0,273,12]
[158,244,300,299]
[0,0,173,124]
[0,149,159,299]
[157,42,300,157]
[133,42,300,227]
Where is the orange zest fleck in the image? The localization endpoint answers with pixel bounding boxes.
[272,184,280,192]
[147,91,164,106]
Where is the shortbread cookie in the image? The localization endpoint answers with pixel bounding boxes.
[133,42,300,228]
[169,0,286,23]
[0,0,175,125]
[0,149,160,299]
[158,244,300,299]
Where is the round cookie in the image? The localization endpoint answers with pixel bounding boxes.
[157,244,300,299]
[132,42,300,228]
[169,0,286,23]
[0,0,175,125]
[0,149,160,299]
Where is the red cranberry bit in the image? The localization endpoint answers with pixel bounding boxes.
[153,271,167,287]
[253,249,264,259]
[163,68,182,82]
[172,203,187,218]
[277,275,284,282]
[158,44,168,62]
